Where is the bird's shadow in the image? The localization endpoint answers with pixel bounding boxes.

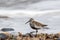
[42,27,50,29]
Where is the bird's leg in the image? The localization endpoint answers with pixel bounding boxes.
[36,29,38,37]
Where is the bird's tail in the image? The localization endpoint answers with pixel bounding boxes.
[42,25,49,29]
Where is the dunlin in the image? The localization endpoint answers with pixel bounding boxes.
[25,18,48,36]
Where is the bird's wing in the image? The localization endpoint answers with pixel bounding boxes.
[31,21,48,28]
[32,21,43,27]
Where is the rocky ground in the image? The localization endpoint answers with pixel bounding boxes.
[0,32,60,40]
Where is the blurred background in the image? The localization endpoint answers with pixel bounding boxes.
[0,0,60,10]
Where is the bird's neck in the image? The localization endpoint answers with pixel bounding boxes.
[29,20,35,24]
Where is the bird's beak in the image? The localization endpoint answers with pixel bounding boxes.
[25,20,29,24]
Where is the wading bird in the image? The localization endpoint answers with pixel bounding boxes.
[25,18,48,36]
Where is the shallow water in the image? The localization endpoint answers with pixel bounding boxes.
[0,12,60,34]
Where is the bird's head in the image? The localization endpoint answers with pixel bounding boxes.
[25,18,34,24]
